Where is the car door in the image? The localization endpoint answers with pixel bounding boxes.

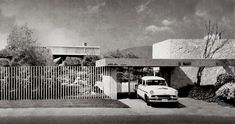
[141,80,147,98]
[137,80,143,98]
[138,80,146,98]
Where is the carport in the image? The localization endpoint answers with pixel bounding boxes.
[96,58,235,99]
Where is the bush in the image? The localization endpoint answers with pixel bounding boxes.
[0,58,10,67]
[178,84,194,97]
[188,73,235,106]
[64,57,82,66]
[82,55,100,66]
[216,83,235,101]
[188,85,219,102]
[215,73,235,87]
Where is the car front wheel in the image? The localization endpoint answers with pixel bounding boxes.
[136,93,139,99]
[145,95,151,106]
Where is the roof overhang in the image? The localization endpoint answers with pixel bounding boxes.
[96,58,235,67]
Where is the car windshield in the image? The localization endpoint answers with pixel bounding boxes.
[146,80,166,86]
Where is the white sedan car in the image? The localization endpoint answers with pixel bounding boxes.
[137,76,178,105]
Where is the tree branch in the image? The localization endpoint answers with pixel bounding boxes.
[210,39,229,58]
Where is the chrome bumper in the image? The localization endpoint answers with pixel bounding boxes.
[149,98,178,103]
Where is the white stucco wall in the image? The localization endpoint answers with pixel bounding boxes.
[102,69,117,99]
[152,39,171,59]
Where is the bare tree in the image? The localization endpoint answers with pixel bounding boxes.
[196,20,229,86]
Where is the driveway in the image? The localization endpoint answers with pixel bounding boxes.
[0,98,234,117]
[0,98,234,124]
[120,98,235,116]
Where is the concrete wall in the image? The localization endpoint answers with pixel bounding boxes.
[152,40,171,59]
[153,39,235,88]
[102,68,117,99]
[153,39,235,59]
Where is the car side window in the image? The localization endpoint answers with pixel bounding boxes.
[143,80,145,85]
[165,81,168,86]
[138,78,141,85]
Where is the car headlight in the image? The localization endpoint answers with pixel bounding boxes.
[150,90,154,94]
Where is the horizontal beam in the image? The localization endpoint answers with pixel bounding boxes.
[47,45,100,49]
[48,46,100,56]
[96,58,235,67]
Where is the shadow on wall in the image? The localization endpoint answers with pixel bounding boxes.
[171,66,235,87]
[159,67,174,86]
[171,67,194,89]
[170,67,195,97]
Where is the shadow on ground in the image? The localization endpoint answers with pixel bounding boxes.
[150,102,186,108]
[118,93,186,108]
[0,99,130,108]
[117,93,138,99]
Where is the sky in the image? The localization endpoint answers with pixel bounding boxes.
[0,0,235,53]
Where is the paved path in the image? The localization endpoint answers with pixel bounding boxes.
[0,98,234,117]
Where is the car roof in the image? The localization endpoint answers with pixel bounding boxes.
[141,76,165,81]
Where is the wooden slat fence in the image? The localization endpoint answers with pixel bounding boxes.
[0,66,111,100]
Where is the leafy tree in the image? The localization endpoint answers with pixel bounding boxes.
[0,49,11,58]
[196,21,229,86]
[63,55,100,66]
[81,55,101,66]
[5,24,54,66]
[64,57,82,66]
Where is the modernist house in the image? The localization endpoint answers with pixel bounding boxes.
[96,39,235,99]
[1,39,234,100]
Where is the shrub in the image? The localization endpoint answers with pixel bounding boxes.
[82,55,100,66]
[178,84,194,97]
[64,57,82,66]
[188,73,235,106]
[215,73,235,87]
[188,85,219,102]
[0,58,10,67]
[216,83,235,101]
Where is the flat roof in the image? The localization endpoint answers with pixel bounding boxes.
[96,58,235,67]
[47,45,100,49]
[142,76,165,80]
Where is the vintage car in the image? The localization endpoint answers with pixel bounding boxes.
[136,76,178,105]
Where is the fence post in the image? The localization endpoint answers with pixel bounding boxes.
[110,67,117,99]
